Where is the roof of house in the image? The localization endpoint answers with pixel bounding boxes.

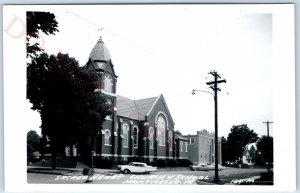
[116,95,158,121]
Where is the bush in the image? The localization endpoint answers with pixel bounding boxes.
[95,157,115,169]
[128,156,143,163]
[177,159,192,167]
[156,159,166,167]
[150,161,157,167]
[166,159,176,167]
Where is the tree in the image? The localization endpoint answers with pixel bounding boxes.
[27,130,40,162]
[27,52,111,169]
[226,124,258,162]
[26,11,59,58]
[256,136,273,165]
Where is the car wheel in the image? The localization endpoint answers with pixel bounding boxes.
[124,169,130,174]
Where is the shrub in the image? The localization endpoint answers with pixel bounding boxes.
[150,161,157,167]
[156,159,166,167]
[95,157,115,169]
[177,159,192,167]
[166,159,176,167]
[128,156,143,163]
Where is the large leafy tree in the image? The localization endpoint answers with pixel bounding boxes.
[226,124,258,162]
[27,52,111,169]
[27,130,40,162]
[26,11,59,58]
[256,136,273,165]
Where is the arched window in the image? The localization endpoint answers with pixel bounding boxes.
[133,127,138,148]
[149,127,154,149]
[122,123,129,148]
[157,115,166,146]
[180,141,183,152]
[103,73,113,93]
[185,142,188,152]
[168,131,173,151]
[104,130,111,146]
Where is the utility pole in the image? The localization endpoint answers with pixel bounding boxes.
[206,70,226,183]
[263,121,273,137]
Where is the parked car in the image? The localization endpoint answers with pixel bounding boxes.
[207,164,225,171]
[118,162,157,174]
[189,163,210,171]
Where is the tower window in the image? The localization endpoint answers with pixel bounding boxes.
[103,74,113,93]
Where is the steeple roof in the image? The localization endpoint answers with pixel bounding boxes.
[89,37,111,62]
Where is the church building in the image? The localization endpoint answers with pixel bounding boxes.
[68,37,189,164]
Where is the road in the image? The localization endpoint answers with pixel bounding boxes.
[27,167,268,184]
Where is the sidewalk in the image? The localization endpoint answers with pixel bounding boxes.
[27,166,118,175]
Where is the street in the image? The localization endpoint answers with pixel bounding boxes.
[27,167,268,185]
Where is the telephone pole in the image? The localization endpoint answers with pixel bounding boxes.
[263,121,273,137]
[206,70,226,183]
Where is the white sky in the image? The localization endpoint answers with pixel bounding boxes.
[25,5,273,138]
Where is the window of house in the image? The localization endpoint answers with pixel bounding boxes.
[149,127,154,149]
[180,141,183,152]
[122,123,129,148]
[157,115,166,146]
[104,130,111,146]
[168,131,173,151]
[133,127,138,148]
[185,142,188,152]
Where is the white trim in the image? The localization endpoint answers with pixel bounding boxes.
[100,89,116,97]
[113,132,118,136]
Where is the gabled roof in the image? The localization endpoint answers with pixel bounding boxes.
[116,95,158,121]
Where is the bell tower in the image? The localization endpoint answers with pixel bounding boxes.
[84,36,118,159]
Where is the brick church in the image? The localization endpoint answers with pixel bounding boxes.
[65,37,189,164]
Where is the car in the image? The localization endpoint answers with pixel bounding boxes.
[189,163,210,171]
[118,162,157,174]
[207,164,225,171]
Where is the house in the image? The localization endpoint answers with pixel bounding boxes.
[242,143,257,165]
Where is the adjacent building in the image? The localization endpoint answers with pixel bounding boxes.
[184,130,222,164]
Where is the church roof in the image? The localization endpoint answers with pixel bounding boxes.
[116,95,158,121]
[174,133,189,141]
[89,37,111,62]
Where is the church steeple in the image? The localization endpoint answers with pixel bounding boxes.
[88,36,112,70]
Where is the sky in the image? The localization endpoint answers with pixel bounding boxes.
[25,5,273,138]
